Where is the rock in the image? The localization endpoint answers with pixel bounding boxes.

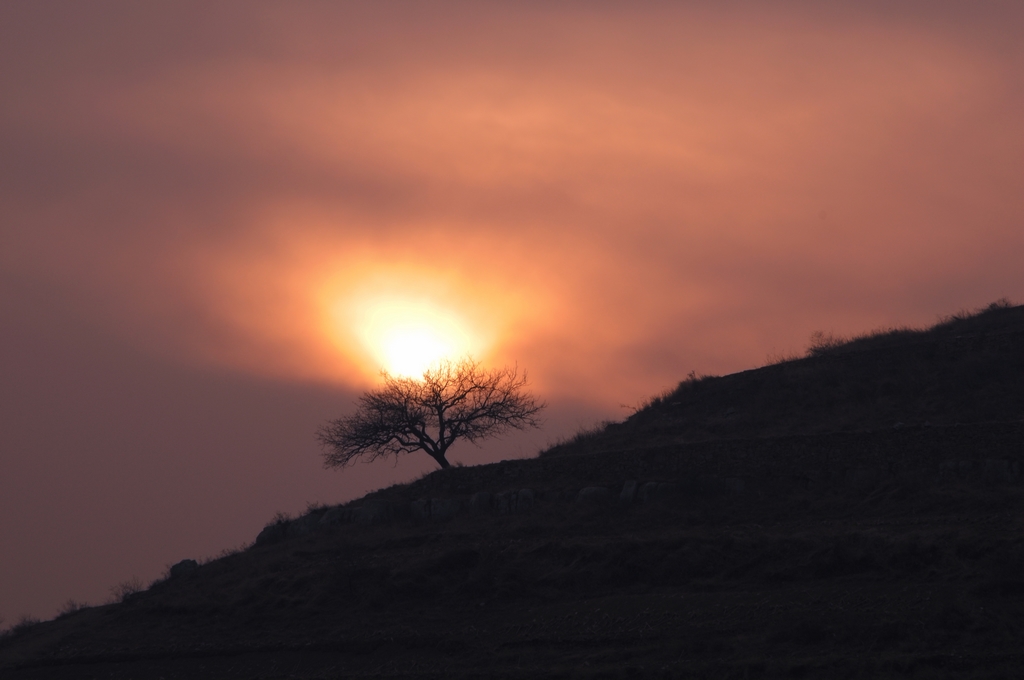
[169,559,198,579]
[848,468,878,492]
[255,521,289,546]
[639,482,679,502]
[939,460,978,480]
[468,492,493,515]
[983,458,1015,483]
[638,482,660,503]
[410,498,464,522]
[495,490,533,515]
[410,499,432,521]
[723,478,745,494]
[517,488,535,513]
[620,480,638,504]
[287,512,323,538]
[538,489,561,502]
[352,500,393,525]
[656,482,680,499]
[319,507,350,527]
[695,475,742,495]
[575,487,612,504]
[430,497,463,522]
[697,475,721,494]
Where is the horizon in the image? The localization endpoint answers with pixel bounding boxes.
[3,1,1024,624]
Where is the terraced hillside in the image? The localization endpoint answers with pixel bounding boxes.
[2,302,1022,679]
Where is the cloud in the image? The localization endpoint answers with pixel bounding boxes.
[2,0,1023,409]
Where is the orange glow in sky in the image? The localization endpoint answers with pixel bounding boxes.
[1,6,1022,420]
[11,4,1016,405]
[342,295,481,378]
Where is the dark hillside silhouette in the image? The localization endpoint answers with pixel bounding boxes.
[2,300,1022,679]
[545,300,1024,456]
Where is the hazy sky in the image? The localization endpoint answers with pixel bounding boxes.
[2,1,1023,623]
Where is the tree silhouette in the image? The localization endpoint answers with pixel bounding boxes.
[317,358,544,470]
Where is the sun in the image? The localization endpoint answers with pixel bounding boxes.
[348,297,478,378]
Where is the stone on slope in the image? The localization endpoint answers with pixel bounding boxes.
[468,492,493,515]
[983,458,1018,483]
[638,482,679,503]
[430,497,464,522]
[410,499,432,521]
[287,512,323,538]
[638,482,659,503]
[255,521,289,546]
[319,507,350,527]
[576,486,612,504]
[352,500,394,525]
[169,559,198,579]
[494,489,535,515]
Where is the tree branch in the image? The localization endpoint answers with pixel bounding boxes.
[317,358,544,469]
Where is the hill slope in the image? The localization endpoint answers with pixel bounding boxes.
[1,302,1023,679]
[546,299,1024,455]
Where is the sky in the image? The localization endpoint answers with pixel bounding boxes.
[2,1,1023,623]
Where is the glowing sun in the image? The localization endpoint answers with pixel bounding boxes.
[349,297,479,378]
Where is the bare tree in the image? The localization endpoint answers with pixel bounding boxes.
[317,358,544,470]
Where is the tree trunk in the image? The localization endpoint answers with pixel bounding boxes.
[433,453,451,469]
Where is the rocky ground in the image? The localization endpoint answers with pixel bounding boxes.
[2,422,1022,679]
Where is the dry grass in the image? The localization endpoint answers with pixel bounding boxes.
[108,577,144,604]
[57,599,87,618]
[0,615,40,641]
[540,421,613,457]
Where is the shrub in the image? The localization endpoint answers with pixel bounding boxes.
[1,615,41,639]
[57,599,87,617]
[269,511,291,526]
[807,330,846,357]
[109,576,144,603]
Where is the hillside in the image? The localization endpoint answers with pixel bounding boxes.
[547,299,1024,456]
[1,302,1023,679]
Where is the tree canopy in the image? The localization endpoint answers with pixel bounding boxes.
[317,358,544,469]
